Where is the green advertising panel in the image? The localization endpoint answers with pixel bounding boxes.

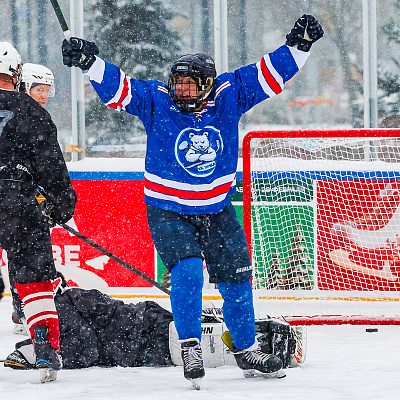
[253,179,314,202]
[251,205,314,290]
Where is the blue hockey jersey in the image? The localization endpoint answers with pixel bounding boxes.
[85,45,309,215]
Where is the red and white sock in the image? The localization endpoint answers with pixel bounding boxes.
[14,280,60,350]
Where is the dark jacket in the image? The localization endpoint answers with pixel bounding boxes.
[0,89,76,223]
[55,288,173,369]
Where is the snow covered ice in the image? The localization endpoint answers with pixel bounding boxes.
[1,295,400,400]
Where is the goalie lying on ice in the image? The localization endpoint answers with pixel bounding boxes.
[4,280,304,371]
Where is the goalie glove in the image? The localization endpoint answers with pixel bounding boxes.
[62,37,99,70]
[286,14,324,52]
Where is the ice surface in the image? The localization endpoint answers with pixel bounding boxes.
[1,294,399,400]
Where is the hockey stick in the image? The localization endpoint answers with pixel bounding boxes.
[60,223,171,295]
[35,186,169,295]
[49,0,71,41]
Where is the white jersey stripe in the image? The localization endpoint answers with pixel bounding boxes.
[27,314,59,329]
[84,57,105,83]
[288,46,310,70]
[158,86,168,94]
[215,81,231,98]
[105,70,127,109]
[120,76,133,111]
[256,60,277,98]
[22,291,54,303]
[24,299,57,320]
[263,54,284,90]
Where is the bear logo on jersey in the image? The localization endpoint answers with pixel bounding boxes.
[175,126,223,177]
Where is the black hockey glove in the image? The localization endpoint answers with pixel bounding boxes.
[39,198,56,227]
[36,188,75,227]
[62,37,99,70]
[286,14,324,52]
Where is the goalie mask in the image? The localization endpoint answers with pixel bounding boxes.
[0,41,22,91]
[168,53,216,113]
[22,63,55,97]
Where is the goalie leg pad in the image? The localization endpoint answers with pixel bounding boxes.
[170,320,234,368]
[256,319,301,369]
[170,315,306,369]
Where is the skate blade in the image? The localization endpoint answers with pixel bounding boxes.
[40,368,58,383]
[243,369,286,379]
[190,378,202,390]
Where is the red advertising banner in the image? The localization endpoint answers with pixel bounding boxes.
[0,178,156,294]
[54,179,155,290]
[317,180,400,291]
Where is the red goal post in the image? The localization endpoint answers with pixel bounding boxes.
[243,129,400,325]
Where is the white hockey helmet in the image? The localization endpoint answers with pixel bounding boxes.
[0,41,22,89]
[22,63,55,97]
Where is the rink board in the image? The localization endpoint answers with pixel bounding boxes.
[249,169,400,292]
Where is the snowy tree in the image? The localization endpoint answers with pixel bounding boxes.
[85,0,182,149]
[286,223,313,290]
[378,1,400,123]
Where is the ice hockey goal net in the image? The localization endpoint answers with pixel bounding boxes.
[243,129,400,325]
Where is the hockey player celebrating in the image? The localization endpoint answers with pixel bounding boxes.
[0,42,77,383]
[61,14,323,389]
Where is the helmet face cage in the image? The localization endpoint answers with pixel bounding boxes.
[168,53,216,112]
[22,63,55,97]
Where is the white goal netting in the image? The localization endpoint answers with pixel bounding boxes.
[243,130,400,324]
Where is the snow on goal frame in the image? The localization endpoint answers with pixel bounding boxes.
[243,129,400,325]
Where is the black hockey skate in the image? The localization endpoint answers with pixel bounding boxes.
[222,331,285,379]
[4,339,36,370]
[32,325,62,383]
[12,311,28,336]
[181,338,205,390]
[11,287,28,336]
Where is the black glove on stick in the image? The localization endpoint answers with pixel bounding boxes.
[62,37,99,70]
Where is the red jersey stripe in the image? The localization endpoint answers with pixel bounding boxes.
[260,57,282,95]
[108,76,130,109]
[145,179,232,200]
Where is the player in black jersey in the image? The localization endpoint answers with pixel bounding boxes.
[0,41,76,383]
